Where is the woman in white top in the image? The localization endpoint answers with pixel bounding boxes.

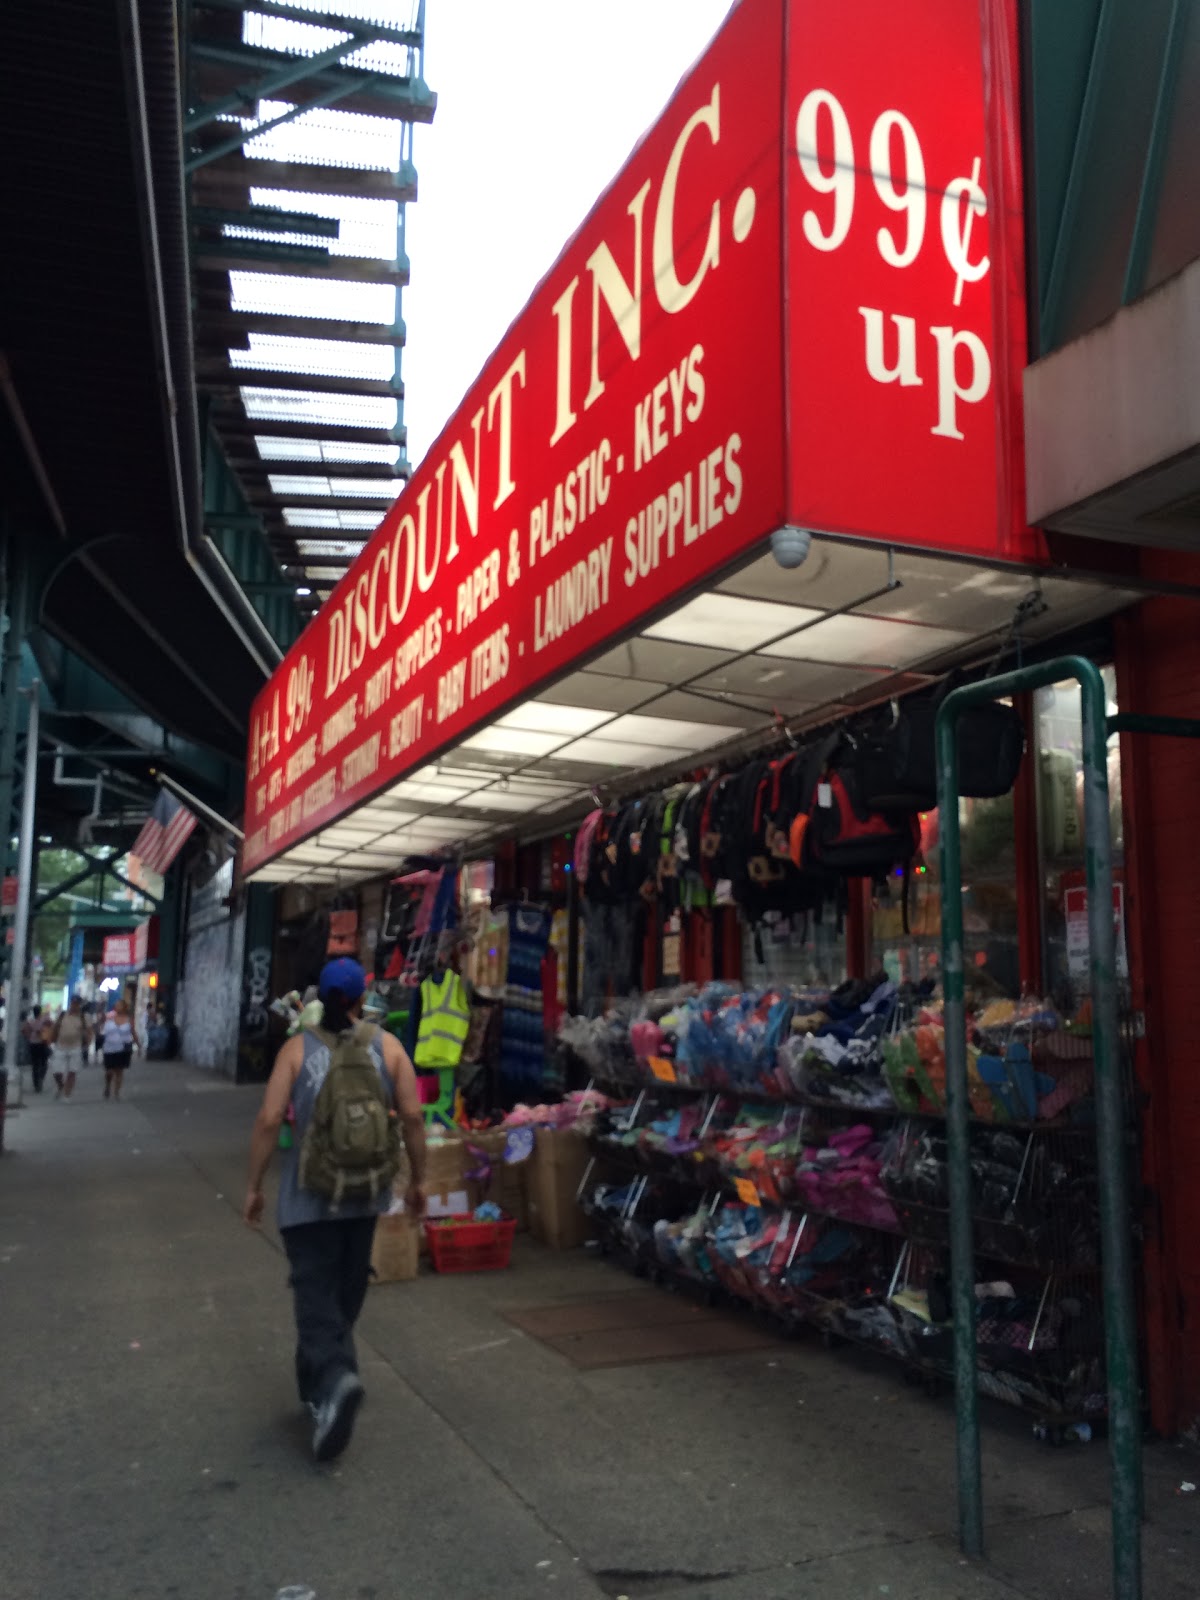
[101,999,139,1101]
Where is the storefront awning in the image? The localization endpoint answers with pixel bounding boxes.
[244,0,1102,886]
[247,535,1138,884]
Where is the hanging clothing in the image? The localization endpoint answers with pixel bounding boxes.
[397,870,441,936]
[412,969,471,1069]
[548,908,570,1009]
[500,903,551,1093]
[473,907,509,997]
[581,900,643,1015]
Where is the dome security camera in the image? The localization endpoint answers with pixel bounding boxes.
[770,526,813,569]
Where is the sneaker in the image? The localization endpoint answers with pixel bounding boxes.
[311,1372,364,1463]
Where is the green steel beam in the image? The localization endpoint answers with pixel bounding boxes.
[185,34,370,133]
[191,205,341,238]
[200,428,303,653]
[185,71,385,174]
[197,311,406,345]
[194,0,421,49]
[204,416,407,448]
[1039,2,1120,350]
[937,657,1141,1597]
[205,512,263,531]
[193,235,331,267]
[32,857,142,916]
[190,41,434,117]
[191,153,417,201]
[193,247,408,284]
[65,908,142,931]
[1107,711,1200,739]
[229,579,302,598]
[197,368,403,399]
[77,849,161,909]
[1121,0,1189,304]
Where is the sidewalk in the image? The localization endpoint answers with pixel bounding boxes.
[1,1060,1196,1600]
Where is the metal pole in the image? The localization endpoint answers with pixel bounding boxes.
[1079,659,1142,1600]
[934,699,983,1558]
[938,656,1143,1599]
[2,681,39,1113]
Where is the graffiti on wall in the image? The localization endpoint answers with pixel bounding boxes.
[237,943,273,1085]
[177,913,244,1073]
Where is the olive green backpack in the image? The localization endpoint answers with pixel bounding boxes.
[298,1023,400,1208]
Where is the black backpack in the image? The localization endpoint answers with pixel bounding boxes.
[806,748,921,878]
[698,773,739,889]
[854,693,1025,812]
[585,807,621,904]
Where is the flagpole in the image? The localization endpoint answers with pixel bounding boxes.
[148,770,244,841]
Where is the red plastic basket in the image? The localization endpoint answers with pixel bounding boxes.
[424,1215,517,1273]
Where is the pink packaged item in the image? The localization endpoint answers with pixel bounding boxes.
[630,1020,665,1061]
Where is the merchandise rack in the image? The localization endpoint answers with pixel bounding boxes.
[578,1062,1114,1434]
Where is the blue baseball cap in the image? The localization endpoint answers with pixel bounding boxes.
[317,957,366,1003]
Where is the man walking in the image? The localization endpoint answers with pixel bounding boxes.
[243,957,426,1462]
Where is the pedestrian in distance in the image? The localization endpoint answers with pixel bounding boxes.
[23,1006,49,1093]
[51,996,90,1100]
[101,999,139,1100]
[243,957,427,1464]
[87,1001,106,1065]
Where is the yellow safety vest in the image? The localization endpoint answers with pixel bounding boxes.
[414,970,470,1069]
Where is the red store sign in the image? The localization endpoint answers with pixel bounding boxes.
[244,0,1035,876]
[103,922,150,973]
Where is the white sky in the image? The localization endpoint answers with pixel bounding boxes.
[400,0,735,468]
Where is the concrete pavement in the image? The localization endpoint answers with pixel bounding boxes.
[1,1059,1196,1600]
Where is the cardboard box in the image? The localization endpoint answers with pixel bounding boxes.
[464,1128,532,1231]
[528,1127,595,1250]
[370,1212,420,1284]
[394,1132,471,1252]
[424,1131,466,1194]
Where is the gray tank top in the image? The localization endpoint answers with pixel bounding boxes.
[277,1027,394,1231]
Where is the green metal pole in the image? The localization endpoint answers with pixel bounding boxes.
[934,697,983,1558]
[939,657,1142,1599]
[1079,660,1142,1600]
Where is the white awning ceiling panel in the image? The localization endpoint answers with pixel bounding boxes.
[247,537,1144,887]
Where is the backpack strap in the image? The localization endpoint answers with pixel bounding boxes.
[306,1021,377,1051]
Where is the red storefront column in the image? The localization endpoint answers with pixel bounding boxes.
[845,880,871,980]
[1114,574,1200,1437]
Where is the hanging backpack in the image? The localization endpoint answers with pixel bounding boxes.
[574,809,602,886]
[585,808,620,904]
[609,796,649,900]
[807,752,921,878]
[675,780,713,909]
[674,781,707,867]
[298,1023,400,1209]
[698,773,737,889]
[633,791,668,902]
[854,692,1025,812]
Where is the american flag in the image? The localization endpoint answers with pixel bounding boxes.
[130,789,198,876]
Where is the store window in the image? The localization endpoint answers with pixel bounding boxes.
[1034,665,1125,1018]
[871,791,1020,999]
